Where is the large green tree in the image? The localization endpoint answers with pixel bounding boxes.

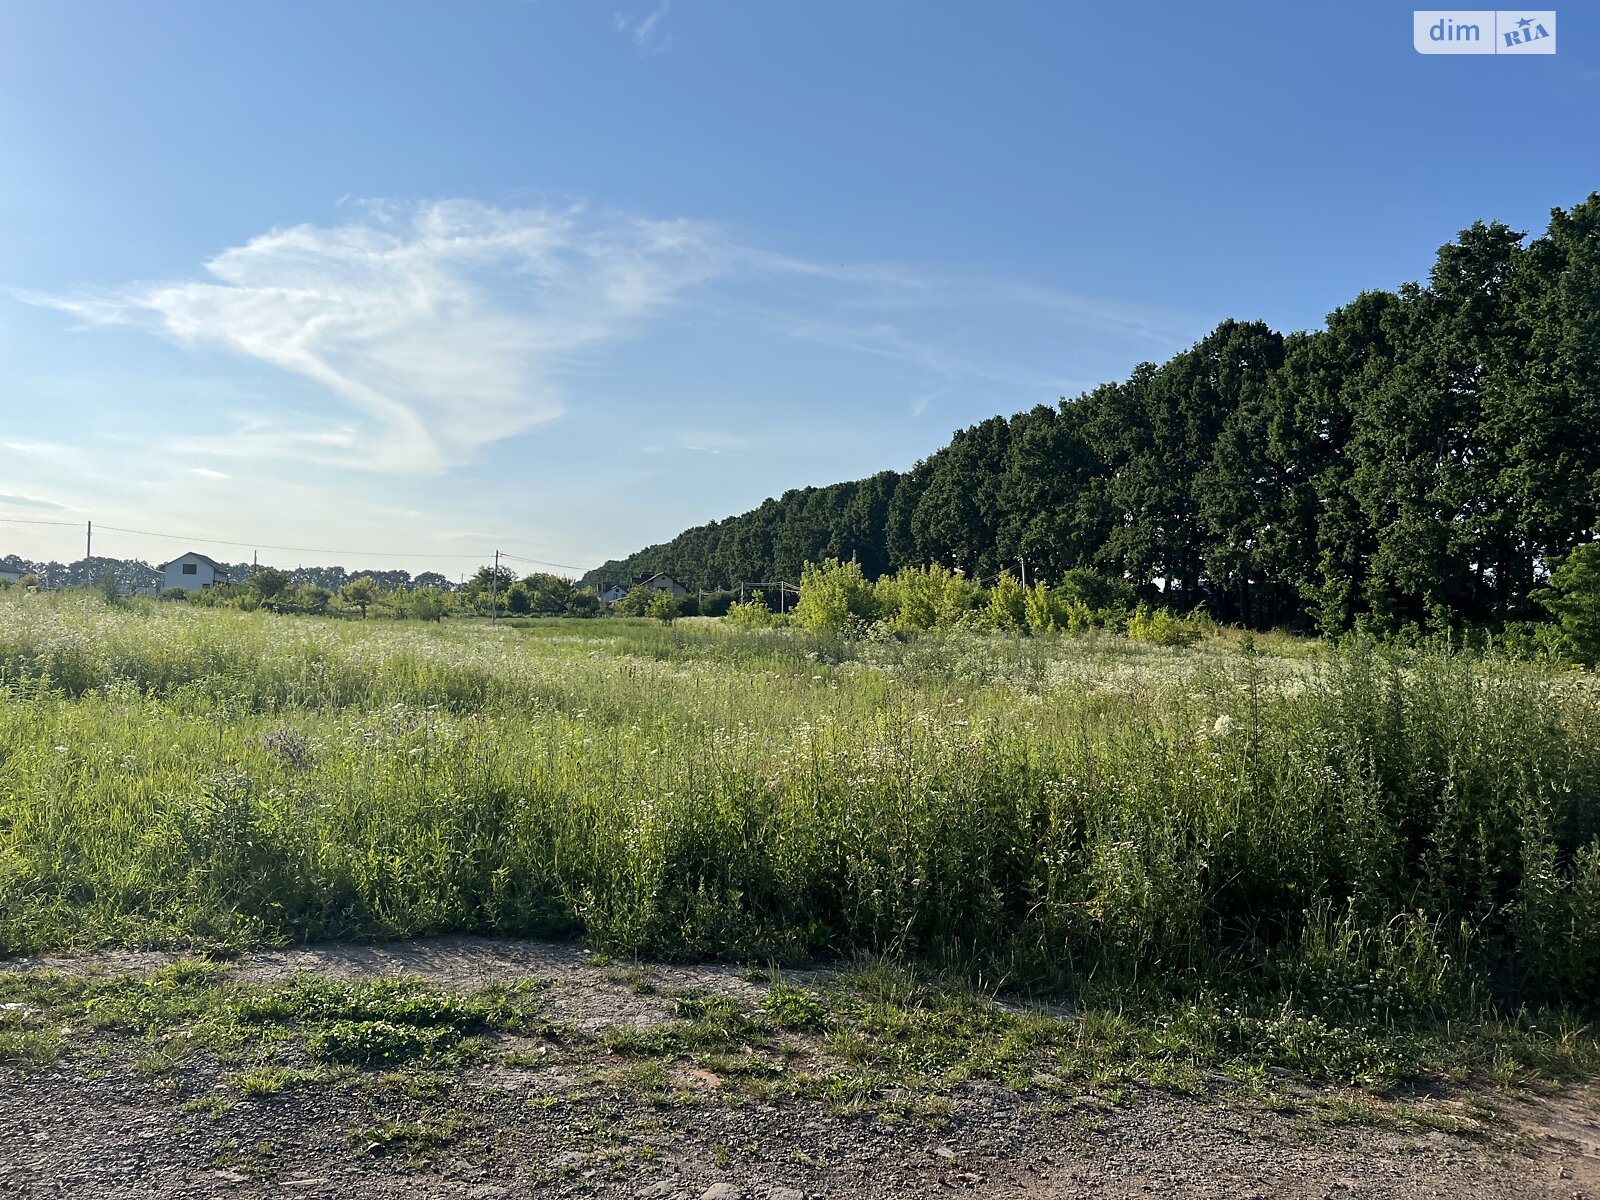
[581,195,1600,636]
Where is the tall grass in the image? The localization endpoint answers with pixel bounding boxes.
[1,594,1596,1021]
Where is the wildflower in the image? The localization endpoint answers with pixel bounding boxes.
[1212,714,1235,738]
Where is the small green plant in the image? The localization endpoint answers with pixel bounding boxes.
[181,1093,234,1117]
[230,1066,324,1096]
[306,1020,458,1067]
[352,1112,472,1160]
[0,1010,63,1069]
[762,984,829,1031]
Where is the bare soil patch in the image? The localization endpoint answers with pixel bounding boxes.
[2,937,1595,1200]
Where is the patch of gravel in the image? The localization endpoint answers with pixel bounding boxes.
[3,1061,1596,1199]
[2,937,1597,1199]
[1,935,812,1033]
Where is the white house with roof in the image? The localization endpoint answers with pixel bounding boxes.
[160,551,228,592]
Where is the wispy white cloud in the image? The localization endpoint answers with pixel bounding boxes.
[0,490,68,511]
[2,440,73,457]
[22,196,1199,499]
[613,0,673,54]
[737,250,1193,345]
[776,316,1082,393]
[641,429,746,455]
[26,200,724,474]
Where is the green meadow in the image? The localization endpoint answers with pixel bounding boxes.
[2,593,1598,1084]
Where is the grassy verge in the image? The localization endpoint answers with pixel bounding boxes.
[2,595,1599,1090]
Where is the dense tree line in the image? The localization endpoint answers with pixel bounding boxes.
[584,196,1600,633]
[0,555,459,595]
[164,565,602,621]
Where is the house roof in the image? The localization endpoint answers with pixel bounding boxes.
[599,573,682,597]
[159,551,227,572]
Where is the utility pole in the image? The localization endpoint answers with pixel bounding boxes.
[85,520,92,562]
[490,550,501,622]
[1019,557,1027,588]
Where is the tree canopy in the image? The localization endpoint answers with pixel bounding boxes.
[583,196,1600,634]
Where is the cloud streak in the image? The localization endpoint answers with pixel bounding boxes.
[28,200,723,473]
[23,197,1200,485]
[0,490,68,511]
[613,0,673,54]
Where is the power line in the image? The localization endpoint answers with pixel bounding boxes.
[499,550,589,573]
[0,517,81,528]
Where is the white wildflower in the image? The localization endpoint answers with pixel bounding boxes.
[1212,714,1235,737]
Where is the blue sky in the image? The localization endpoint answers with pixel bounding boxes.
[1,2,1594,577]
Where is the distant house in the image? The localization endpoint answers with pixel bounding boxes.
[160,551,228,592]
[638,572,688,600]
[0,563,22,586]
[599,572,689,607]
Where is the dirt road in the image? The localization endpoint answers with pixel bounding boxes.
[2,938,1594,1200]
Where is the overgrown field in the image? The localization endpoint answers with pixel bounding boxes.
[2,595,1598,1065]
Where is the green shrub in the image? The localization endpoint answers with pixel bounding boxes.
[1127,604,1204,646]
[795,558,879,634]
[612,586,657,617]
[647,590,680,623]
[1055,568,1135,617]
[1022,580,1059,632]
[875,565,982,631]
[986,572,1028,632]
[726,594,774,627]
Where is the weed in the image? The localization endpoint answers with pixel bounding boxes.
[762,984,829,1032]
[306,1020,459,1067]
[230,1066,325,1097]
[180,1093,233,1117]
[352,1112,473,1160]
